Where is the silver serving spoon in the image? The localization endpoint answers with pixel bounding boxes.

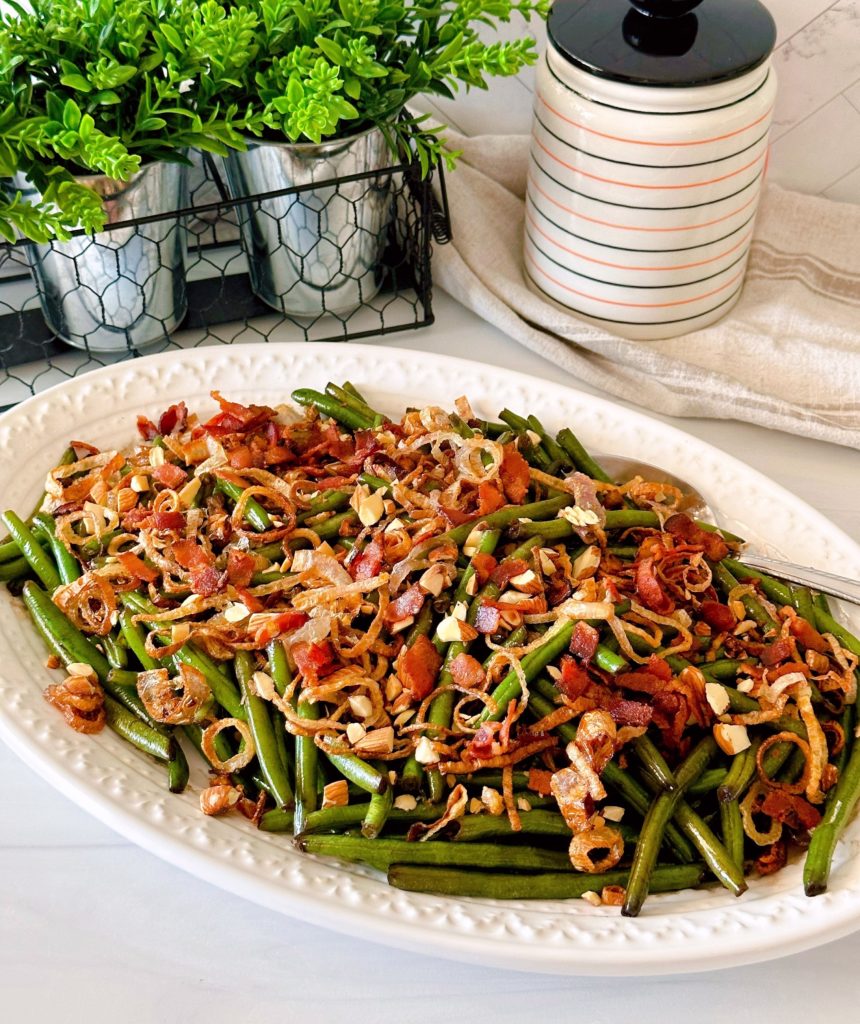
[599,455,860,607]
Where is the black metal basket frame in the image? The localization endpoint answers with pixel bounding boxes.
[0,154,452,406]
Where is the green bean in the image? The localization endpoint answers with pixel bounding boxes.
[173,645,245,720]
[527,415,572,469]
[556,427,613,484]
[31,512,80,585]
[102,634,128,670]
[167,739,190,793]
[814,608,860,660]
[792,585,818,625]
[325,382,385,426]
[267,639,291,698]
[687,767,728,797]
[477,620,575,724]
[0,555,31,581]
[21,581,111,679]
[362,773,395,839]
[236,651,294,809]
[213,478,272,533]
[1,510,60,591]
[291,388,375,431]
[443,495,570,547]
[323,750,388,795]
[721,558,794,608]
[300,835,573,873]
[313,509,358,540]
[282,801,448,836]
[389,863,706,901]
[804,737,860,895]
[294,696,320,835]
[720,799,745,872]
[718,738,761,803]
[119,609,159,671]
[448,810,571,842]
[814,592,832,614]
[104,696,173,762]
[704,659,750,681]
[713,561,778,635]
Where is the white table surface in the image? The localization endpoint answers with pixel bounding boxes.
[2,289,858,1023]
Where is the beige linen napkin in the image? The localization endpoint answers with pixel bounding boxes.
[433,130,860,449]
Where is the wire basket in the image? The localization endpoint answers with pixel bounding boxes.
[0,151,451,410]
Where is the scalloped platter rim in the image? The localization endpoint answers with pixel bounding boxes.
[0,341,859,977]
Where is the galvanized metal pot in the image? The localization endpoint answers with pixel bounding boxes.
[23,161,188,352]
[223,128,394,317]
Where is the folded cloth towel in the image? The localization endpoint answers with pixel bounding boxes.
[433,130,860,449]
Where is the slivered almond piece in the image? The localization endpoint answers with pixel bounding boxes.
[414,735,439,765]
[322,780,349,808]
[572,545,601,580]
[602,805,625,823]
[463,527,486,558]
[559,505,599,528]
[705,682,731,716]
[714,723,751,755]
[348,694,373,719]
[737,677,754,693]
[390,614,414,634]
[224,602,250,623]
[252,671,276,701]
[357,491,385,527]
[419,564,448,597]
[436,614,463,643]
[516,797,532,812]
[580,891,603,907]
[354,726,394,756]
[537,549,556,576]
[481,787,504,816]
[177,477,201,508]
[469,797,484,815]
[130,474,149,493]
[394,794,417,811]
[346,722,367,745]
[66,662,96,680]
[148,446,165,467]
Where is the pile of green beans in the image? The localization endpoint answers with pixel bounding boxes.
[4,382,860,915]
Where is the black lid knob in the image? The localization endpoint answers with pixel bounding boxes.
[629,0,702,17]
[547,0,776,88]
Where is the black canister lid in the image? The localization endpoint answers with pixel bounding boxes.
[547,0,777,88]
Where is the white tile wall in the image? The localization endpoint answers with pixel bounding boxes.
[415,0,860,204]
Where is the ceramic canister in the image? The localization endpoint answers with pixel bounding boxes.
[525,0,777,340]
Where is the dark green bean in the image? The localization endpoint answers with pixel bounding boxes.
[361,773,395,839]
[804,737,860,895]
[31,512,80,585]
[104,696,173,762]
[291,388,375,430]
[236,651,294,809]
[1,510,60,591]
[168,739,190,793]
[214,478,272,533]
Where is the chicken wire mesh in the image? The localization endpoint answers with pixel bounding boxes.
[0,152,449,409]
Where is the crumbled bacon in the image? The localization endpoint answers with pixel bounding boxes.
[608,699,653,727]
[172,539,214,571]
[664,513,729,562]
[761,638,794,666]
[190,567,228,597]
[350,538,384,581]
[153,510,185,531]
[477,481,505,516]
[700,600,736,633]
[490,558,529,590]
[761,790,822,832]
[385,583,425,624]
[570,621,599,663]
[202,391,276,437]
[151,462,188,489]
[470,552,498,586]
[157,402,188,436]
[253,610,309,644]
[448,652,486,690]
[397,634,442,700]
[499,444,531,503]
[557,655,590,701]
[635,557,674,615]
[116,552,159,584]
[293,641,337,684]
[137,415,159,440]
[467,724,496,760]
[226,549,255,588]
[789,617,829,654]
[474,604,502,635]
[527,768,554,795]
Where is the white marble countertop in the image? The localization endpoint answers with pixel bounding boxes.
[2,289,858,1022]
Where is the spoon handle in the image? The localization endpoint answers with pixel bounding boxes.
[740,554,860,608]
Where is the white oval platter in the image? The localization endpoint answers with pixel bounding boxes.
[0,342,858,976]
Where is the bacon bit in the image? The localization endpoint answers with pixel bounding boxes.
[477,481,505,516]
[448,652,486,690]
[234,586,264,613]
[755,839,787,876]
[293,641,337,684]
[761,790,822,832]
[499,444,531,503]
[397,634,442,701]
[226,549,255,588]
[151,462,188,489]
[44,674,106,733]
[116,551,159,584]
[527,768,554,796]
[665,513,729,561]
[190,567,228,597]
[157,402,188,436]
[609,699,653,727]
[350,538,384,581]
[153,510,185,531]
[547,575,572,607]
[490,558,530,590]
[635,557,674,615]
[789,617,829,654]
[385,583,425,624]
[557,655,591,701]
[470,552,498,586]
[137,415,159,440]
[70,440,100,457]
[172,539,214,571]
[769,661,810,680]
[202,391,276,437]
[761,638,793,667]
[253,610,309,644]
[647,654,673,682]
[570,621,599,663]
[474,604,501,635]
[467,724,496,760]
[700,600,736,633]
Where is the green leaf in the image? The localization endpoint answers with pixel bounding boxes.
[62,98,81,130]
[59,74,92,93]
[159,23,183,50]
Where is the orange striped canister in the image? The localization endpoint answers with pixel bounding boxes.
[525,0,777,339]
